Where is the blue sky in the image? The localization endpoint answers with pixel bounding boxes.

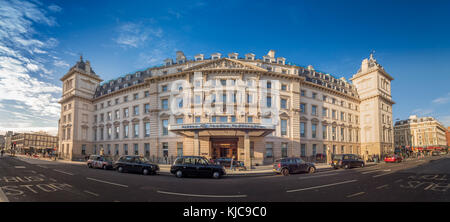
[0,0,449,135]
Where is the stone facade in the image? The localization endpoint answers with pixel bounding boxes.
[58,51,394,165]
[394,115,447,149]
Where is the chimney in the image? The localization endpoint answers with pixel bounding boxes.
[267,50,275,58]
[85,60,91,74]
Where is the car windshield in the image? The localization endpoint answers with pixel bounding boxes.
[102,156,113,161]
[333,155,343,160]
[136,157,150,163]
[196,158,209,165]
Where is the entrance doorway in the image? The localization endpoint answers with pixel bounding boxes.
[211,138,238,160]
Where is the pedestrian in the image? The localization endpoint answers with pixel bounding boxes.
[1,149,4,157]
[230,155,235,171]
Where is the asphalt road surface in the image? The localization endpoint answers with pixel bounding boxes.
[1,154,449,202]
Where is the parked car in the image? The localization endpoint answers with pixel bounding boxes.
[113,155,159,175]
[273,157,316,176]
[384,154,403,163]
[171,156,226,179]
[332,154,365,169]
[87,155,114,170]
[432,151,441,156]
[213,158,246,170]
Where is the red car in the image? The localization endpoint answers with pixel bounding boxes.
[384,154,403,163]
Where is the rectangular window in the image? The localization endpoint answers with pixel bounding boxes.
[341,112,345,121]
[144,104,150,114]
[81,145,86,155]
[312,93,317,99]
[115,144,119,156]
[281,143,288,158]
[114,126,119,139]
[300,122,306,137]
[134,144,139,155]
[312,105,317,116]
[281,99,287,109]
[195,95,201,104]
[266,96,272,108]
[144,122,150,137]
[124,125,129,138]
[247,116,253,123]
[220,116,227,123]
[312,144,317,156]
[162,99,168,110]
[281,84,287,91]
[124,144,128,155]
[144,91,149,97]
[162,142,168,157]
[247,94,252,103]
[300,103,306,113]
[221,79,226,86]
[231,116,236,122]
[341,127,345,141]
[133,123,139,138]
[115,110,120,120]
[265,143,273,158]
[332,110,336,119]
[301,90,305,96]
[301,144,306,157]
[124,108,129,118]
[312,123,317,138]
[267,81,271,89]
[176,118,183,124]
[162,119,168,136]
[222,94,226,103]
[323,125,327,139]
[162,85,168,92]
[322,108,327,117]
[133,93,138,100]
[212,116,217,123]
[332,126,336,141]
[133,105,139,116]
[177,142,183,157]
[144,143,150,157]
[281,119,287,136]
[107,144,111,155]
[195,116,201,123]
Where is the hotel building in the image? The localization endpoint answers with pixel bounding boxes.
[58,50,394,166]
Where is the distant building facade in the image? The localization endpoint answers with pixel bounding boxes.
[58,51,394,165]
[446,127,450,148]
[11,132,59,154]
[394,115,447,152]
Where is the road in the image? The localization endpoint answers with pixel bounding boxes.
[1,154,449,202]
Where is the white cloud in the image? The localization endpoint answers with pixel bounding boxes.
[48,4,62,13]
[411,108,434,116]
[114,22,164,49]
[432,92,450,104]
[0,0,62,131]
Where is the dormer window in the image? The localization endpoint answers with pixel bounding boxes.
[118,78,122,83]
[126,75,131,80]
[212,57,218,60]
[166,62,171,66]
[136,73,141,78]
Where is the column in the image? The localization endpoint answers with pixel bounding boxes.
[244,131,251,169]
[194,130,200,156]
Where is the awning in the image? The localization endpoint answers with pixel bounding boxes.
[169,123,276,137]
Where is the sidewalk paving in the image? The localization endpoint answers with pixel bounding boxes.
[12,154,85,165]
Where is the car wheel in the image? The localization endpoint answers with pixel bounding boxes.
[143,169,149,175]
[308,167,316,174]
[117,166,123,173]
[176,170,183,178]
[87,163,92,168]
[212,171,220,179]
[281,168,289,176]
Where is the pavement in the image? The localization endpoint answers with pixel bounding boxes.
[1,153,449,202]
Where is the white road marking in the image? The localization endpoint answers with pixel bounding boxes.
[37,165,48,169]
[53,169,74,176]
[361,170,383,174]
[299,173,340,179]
[346,192,365,198]
[157,190,247,198]
[86,177,128,188]
[373,172,394,178]
[14,166,25,169]
[0,187,10,202]
[84,190,100,197]
[286,180,358,193]
[395,179,403,183]
[376,184,389,189]
[49,178,57,182]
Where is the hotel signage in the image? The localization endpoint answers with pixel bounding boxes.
[169,123,275,131]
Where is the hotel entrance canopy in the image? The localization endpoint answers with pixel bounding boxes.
[168,123,276,137]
